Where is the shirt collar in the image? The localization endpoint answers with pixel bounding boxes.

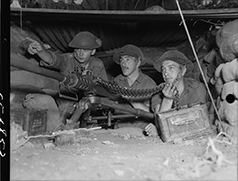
[118,69,142,83]
[74,56,92,68]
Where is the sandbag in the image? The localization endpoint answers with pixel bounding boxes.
[216,19,238,48]
[221,81,238,101]
[214,63,224,79]
[220,35,238,62]
[214,77,224,96]
[11,70,59,90]
[218,99,238,124]
[221,59,238,83]
[23,93,62,131]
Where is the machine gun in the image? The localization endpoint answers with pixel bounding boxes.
[59,71,181,127]
[11,53,181,128]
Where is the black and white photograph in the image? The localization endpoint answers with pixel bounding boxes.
[6,0,238,180]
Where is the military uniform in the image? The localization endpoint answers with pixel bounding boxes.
[114,70,156,106]
[26,31,108,131]
[113,44,156,130]
[40,52,108,81]
[41,31,108,81]
[151,77,207,112]
[114,71,156,130]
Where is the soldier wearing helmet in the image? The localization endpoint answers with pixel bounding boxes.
[152,50,207,113]
[27,31,108,130]
[113,44,158,136]
[113,44,156,111]
[28,31,108,81]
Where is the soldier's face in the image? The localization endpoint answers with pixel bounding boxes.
[74,49,94,63]
[119,55,139,76]
[161,60,184,84]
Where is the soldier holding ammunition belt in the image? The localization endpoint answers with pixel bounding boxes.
[141,50,208,136]
[151,50,208,113]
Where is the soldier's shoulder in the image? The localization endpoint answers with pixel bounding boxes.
[90,56,105,67]
[57,52,74,59]
[114,74,123,81]
[185,77,205,90]
[140,72,156,85]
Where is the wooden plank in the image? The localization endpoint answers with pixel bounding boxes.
[11,8,238,22]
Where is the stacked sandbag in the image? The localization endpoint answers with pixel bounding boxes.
[10,24,61,132]
[216,19,238,62]
[214,60,238,143]
[212,19,238,143]
[11,25,59,93]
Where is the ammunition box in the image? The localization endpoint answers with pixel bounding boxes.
[23,110,47,136]
[156,104,212,142]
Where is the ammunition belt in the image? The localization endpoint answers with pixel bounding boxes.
[61,74,180,109]
[95,77,180,109]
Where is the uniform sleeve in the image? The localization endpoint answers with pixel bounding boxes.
[114,76,120,85]
[151,93,163,113]
[98,66,109,81]
[40,51,67,72]
[147,78,157,88]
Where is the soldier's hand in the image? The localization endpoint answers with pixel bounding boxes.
[162,83,177,99]
[78,97,91,111]
[26,37,43,55]
[81,69,92,76]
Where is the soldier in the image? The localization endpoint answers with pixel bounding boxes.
[151,50,207,113]
[113,44,158,136]
[142,50,209,137]
[28,31,108,81]
[27,31,108,130]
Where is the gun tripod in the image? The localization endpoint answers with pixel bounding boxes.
[68,95,155,129]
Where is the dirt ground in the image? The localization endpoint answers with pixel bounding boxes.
[10,127,237,181]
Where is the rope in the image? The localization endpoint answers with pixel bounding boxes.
[175,0,222,128]
[20,0,23,29]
